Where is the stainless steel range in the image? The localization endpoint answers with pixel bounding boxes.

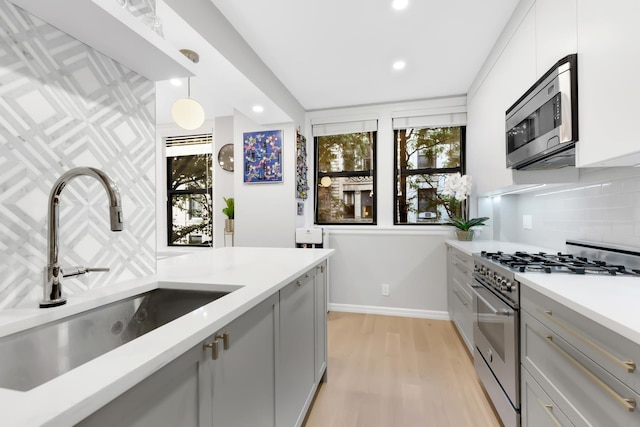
[470,240,640,427]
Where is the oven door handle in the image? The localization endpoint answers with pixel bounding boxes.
[470,284,513,316]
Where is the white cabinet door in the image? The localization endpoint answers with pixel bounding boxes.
[576,0,640,167]
[209,293,279,427]
[467,6,536,195]
[277,271,316,427]
[535,0,577,77]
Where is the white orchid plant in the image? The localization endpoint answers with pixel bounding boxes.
[442,173,489,231]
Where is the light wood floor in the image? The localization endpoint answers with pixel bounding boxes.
[304,312,502,427]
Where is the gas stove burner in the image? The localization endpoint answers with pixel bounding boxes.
[480,250,640,276]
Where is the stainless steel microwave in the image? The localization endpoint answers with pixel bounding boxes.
[505,54,578,170]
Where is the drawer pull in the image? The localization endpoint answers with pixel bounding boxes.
[203,340,219,360]
[215,332,230,350]
[540,309,636,373]
[452,289,469,306]
[534,397,562,427]
[541,333,636,412]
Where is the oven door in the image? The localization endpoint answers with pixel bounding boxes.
[471,275,520,424]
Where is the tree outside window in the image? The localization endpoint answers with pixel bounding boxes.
[167,154,213,246]
[395,126,465,224]
[315,131,376,224]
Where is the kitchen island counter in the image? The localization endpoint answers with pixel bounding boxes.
[0,247,333,427]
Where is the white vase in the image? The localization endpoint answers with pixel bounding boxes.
[456,230,474,241]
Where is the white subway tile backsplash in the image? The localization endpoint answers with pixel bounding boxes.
[491,167,640,249]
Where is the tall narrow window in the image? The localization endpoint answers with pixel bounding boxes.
[166,133,213,246]
[394,126,465,224]
[314,121,377,225]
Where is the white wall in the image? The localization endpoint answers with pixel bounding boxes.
[233,111,298,248]
[328,229,451,319]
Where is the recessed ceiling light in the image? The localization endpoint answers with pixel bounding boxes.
[252,105,264,113]
[392,0,408,10]
[170,78,182,86]
[393,60,406,70]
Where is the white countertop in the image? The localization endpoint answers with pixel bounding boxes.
[445,239,557,257]
[0,247,333,427]
[446,239,640,346]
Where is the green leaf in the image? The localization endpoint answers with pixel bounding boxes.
[445,216,489,231]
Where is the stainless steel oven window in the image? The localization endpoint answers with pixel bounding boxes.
[477,296,507,360]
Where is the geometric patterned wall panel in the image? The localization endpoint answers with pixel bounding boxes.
[0,1,156,309]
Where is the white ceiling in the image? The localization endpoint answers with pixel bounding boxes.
[156,0,520,124]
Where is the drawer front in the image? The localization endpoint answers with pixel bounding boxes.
[522,367,574,427]
[522,310,640,426]
[522,286,639,393]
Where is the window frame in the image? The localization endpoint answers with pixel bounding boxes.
[314,131,377,225]
[166,154,213,247]
[393,126,466,225]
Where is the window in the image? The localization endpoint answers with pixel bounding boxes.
[166,133,213,246]
[314,121,377,224]
[394,126,465,224]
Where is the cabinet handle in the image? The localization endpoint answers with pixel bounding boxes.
[534,397,562,427]
[539,309,636,373]
[452,289,468,306]
[203,339,219,360]
[216,332,230,350]
[540,333,636,412]
[317,265,324,273]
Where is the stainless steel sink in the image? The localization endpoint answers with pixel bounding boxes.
[0,288,228,391]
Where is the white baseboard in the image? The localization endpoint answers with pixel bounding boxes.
[328,303,450,321]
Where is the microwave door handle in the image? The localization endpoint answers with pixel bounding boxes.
[470,284,512,316]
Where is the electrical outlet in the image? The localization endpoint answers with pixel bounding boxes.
[381,284,390,296]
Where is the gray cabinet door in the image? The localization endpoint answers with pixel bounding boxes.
[314,261,328,383]
[210,293,279,427]
[447,246,474,352]
[278,271,316,427]
[78,342,209,427]
[521,367,574,427]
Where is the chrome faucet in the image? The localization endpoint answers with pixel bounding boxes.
[41,167,123,308]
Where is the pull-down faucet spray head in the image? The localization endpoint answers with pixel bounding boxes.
[41,167,123,308]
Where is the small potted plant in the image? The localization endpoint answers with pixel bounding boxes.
[222,197,234,233]
[443,173,489,241]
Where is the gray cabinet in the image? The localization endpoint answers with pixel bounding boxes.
[277,269,317,427]
[521,368,574,427]
[208,293,279,427]
[78,341,208,427]
[314,261,328,382]
[78,262,329,427]
[446,245,474,352]
[78,293,279,427]
[521,286,640,426]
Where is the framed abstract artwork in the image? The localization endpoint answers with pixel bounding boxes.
[243,130,283,183]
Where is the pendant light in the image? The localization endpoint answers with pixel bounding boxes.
[172,49,205,130]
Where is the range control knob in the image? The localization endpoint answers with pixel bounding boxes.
[500,279,508,292]
[505,280,513,292]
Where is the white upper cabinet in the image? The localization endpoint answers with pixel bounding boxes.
[535,0,577,77]
[467,6,537,195]
[575,0,640,167]
[7,0,196,81]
